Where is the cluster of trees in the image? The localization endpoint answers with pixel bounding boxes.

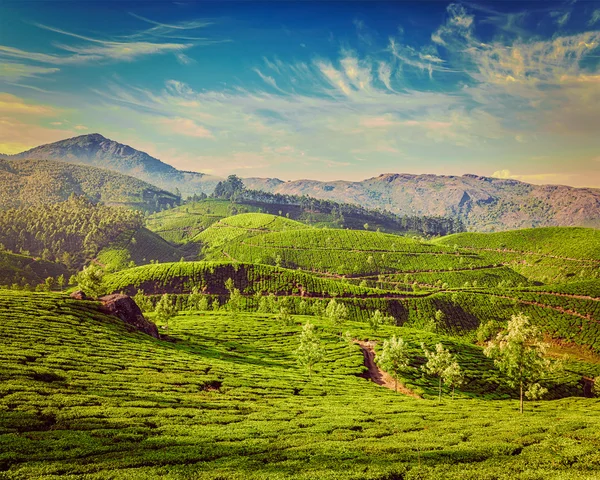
[238,188,464,236]
[0,195,144,270]
[373,313,550,410]
[207,174,463,236]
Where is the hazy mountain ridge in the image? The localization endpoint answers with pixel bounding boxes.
[4,135,599,232]
[1,134,221,197]
[0,158,178,211]
[244,173,600,232]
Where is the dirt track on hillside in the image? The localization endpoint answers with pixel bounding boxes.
[356,340,421,398]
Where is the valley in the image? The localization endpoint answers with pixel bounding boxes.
[1,191,599,479]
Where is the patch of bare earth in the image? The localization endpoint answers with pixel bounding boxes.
[355,340,421,398]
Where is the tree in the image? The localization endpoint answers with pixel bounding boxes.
[593,377,600,398]
[44,276,56,292]
[368,309,394,333]
[443,361,464,400]
[484,312,549,413]
[227,288,243,315]
[325,299,348,338]
[295,322,325,377]
[133,289,152,313]
[155,294,176,334]
[56,274,65,292]
[74,264,104,298]
[213,175,245,200]
[275,307,293,326]
[376,336,410,392]
[421,343,455,403]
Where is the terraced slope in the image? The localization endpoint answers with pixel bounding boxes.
[436,227,600,284]
[96,227,189,272]
[214,228,496,276]
[196,213,308,254]
[102,261,392,298]
[2,289,600,479]
[146,200,259,244]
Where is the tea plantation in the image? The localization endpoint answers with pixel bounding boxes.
[2,209,600,479]
[2,290,600,479]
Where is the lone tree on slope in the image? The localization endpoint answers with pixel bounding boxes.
[376,336,411,393]
[155,293,176,334]
[484,312,549,414]
[421,342,460,403]
[295,321,325,377]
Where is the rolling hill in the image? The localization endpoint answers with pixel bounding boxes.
[0,158,178,211]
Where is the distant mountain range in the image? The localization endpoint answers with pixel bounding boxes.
[244,174,600,231]
[3,134,599,231]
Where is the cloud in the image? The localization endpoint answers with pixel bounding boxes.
[590,9,600,26]
[74,125,88,131]
[0,17,221,67]
[0,117,77,154]
[491,169,579,185]
[0,62,59,81]
[155,117,214,138]
[0,93,58,115]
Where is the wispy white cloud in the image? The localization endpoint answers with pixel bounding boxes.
[154,117,214,138]
[0,17,219,67]
[0,93,58,115]
[0,62,59,81]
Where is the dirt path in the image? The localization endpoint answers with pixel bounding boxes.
[355,340,421,398]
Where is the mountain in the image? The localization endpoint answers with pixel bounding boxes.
[1,133,221,197]
[244,173,600,232]
[4,135,599,231]
[0,158,178,211]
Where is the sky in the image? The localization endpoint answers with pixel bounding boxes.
[0,1,599,187]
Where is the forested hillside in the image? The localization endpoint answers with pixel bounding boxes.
[0,158,179,212]
[0,196,144,269]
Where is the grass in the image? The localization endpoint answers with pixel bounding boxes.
[1,290,600,479]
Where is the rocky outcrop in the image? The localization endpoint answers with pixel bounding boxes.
[98,294,159,338]
[69,290,88,300]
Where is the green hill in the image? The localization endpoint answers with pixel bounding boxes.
[196,212,308,254]
[0,158,179,212]
[146,199,257,244]
[96,227,192,272]
[436,227,600,284]
[209,228,494,276]
[2,289,600,479]
[437,227,600,260]
[0,251,68,287]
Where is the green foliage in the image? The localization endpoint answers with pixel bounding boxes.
[213,174,245,200]
[2,290,600,478]
[295,321,325,376]
[0,158,177,212]
[154,293,176,333]
[325,298,349,336]
[0,196,143,270]
[421,342,459,402]
[484,313,550,413]
[376,336,410,392]
[368,309,394,332]
[74,264,104,298]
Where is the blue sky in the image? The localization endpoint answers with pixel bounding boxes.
[1,1,599,187]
